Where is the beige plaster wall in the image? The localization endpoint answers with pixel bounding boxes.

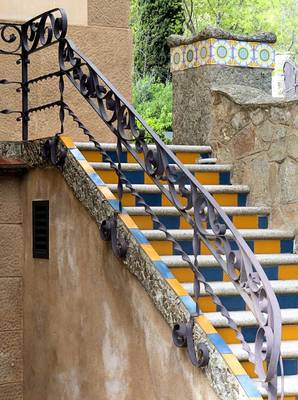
[0,0,132,143]
[0,176,24,400]
[22,167,218,400]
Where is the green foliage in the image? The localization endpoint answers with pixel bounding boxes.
[183,0,298,57]
[132,0,185,82]
[132,76,173,143]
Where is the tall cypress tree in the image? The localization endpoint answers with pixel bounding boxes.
[133,0,185,82]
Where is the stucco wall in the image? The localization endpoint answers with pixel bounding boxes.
[209,85,298,234]
[0,176,23,400]
[22,167,218,400]
[0,0,132,143]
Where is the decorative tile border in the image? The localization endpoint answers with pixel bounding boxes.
[171,38,275,72]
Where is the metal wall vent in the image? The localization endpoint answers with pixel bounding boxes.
[32,200,49,259]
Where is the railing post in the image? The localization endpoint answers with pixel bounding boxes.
[21,41,29,141]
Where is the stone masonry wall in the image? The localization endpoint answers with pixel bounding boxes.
[0,175,24,400]
[209,84,298,234]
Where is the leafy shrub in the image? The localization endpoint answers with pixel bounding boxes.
[132,76,173,144]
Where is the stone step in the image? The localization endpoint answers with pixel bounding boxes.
[183,280,298,297]
[230,340,298,361]
[92,161,232,185]
[108,183,249,207]
[197,158,217,164]
[204,308,298,328]
[161,254,298,268]
[75,142,212,164]
[255,374,298,397]
[143,228,294,256]
[125,206,270,230]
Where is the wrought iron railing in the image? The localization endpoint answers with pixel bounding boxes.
[0,9,283,399]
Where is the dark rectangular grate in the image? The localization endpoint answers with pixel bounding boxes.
[32,200,49,259]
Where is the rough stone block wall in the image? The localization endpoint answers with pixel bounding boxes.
[209,85,298,234]
[0,176,23,400]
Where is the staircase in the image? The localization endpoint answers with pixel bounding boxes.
[75,141,298,400]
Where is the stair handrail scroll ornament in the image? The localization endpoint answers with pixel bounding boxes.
[0,9,283,399]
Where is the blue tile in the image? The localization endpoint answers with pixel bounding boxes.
[237,193,247,206]
[175,240,193,255]
[155,216,180,229]
[103,151,127,163]
[219,295,245,311]
[278,359,297,375]
[277,293,298,309]
[154,260,174,278]
[241,326,257,342]
[219,172,231,185]
[70,148,85,160]
[179,295,197,314]
[201,152,212,159]
[281,239,294,254]
[236,375,260,397]
[108,199,121,212]
[125,170,145,184]
[263,265,278,280]
[130,229,149,244]
[88,172,104,185]
[200,267,223,281]
[258,216,268,229]
[246,240,254,252]
[140,193,162,207]
[208,333,232,354]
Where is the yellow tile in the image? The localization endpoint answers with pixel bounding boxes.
[166,278,188,296]
[254,240,280,254]
[78,159,94,173]
[198,296,217,312]
[162,194,187,206]
[223,272,231,282]
[233,215,258,229]
[283,397,297,400]
[213,193,238,206]
[141,243,160,261]
[59,134,75,148]
[98,170,117,183]
[119,214,138,229]
[279,264,298,280]
[121,193,136,206]
[180,218,192,229]
[131,215,153,229]
[282,324,298,340]
[195,172,219,185]
[144,174,154,184]
[150,240,173,256]
[81,150,102,162]
[175,152,198,164]
[171,267,194,282]
[241,361,257,378]
[223,354,247,375]
[127,152,144,163]
[217,327,240,344]
[195,315,217,334]
[200,241,215,255]
[97,186,116,200]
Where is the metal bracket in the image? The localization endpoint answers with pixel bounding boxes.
[172,318,209,368]
[43,135,66,166]
[100,215,128,259]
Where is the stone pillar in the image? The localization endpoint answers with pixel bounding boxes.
[168,27,276,145]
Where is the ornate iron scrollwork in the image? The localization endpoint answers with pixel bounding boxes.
[44,135,66,166]
[0,9,283,398]
[100,215,128,259]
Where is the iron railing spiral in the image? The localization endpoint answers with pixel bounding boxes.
[0,9,283,399]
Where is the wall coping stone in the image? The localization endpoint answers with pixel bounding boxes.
[167,26,276,48]
[212,84,298,107]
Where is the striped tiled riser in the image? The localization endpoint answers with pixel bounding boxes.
[64,137,298,399]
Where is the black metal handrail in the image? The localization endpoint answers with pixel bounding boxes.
[0,9,283,399]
